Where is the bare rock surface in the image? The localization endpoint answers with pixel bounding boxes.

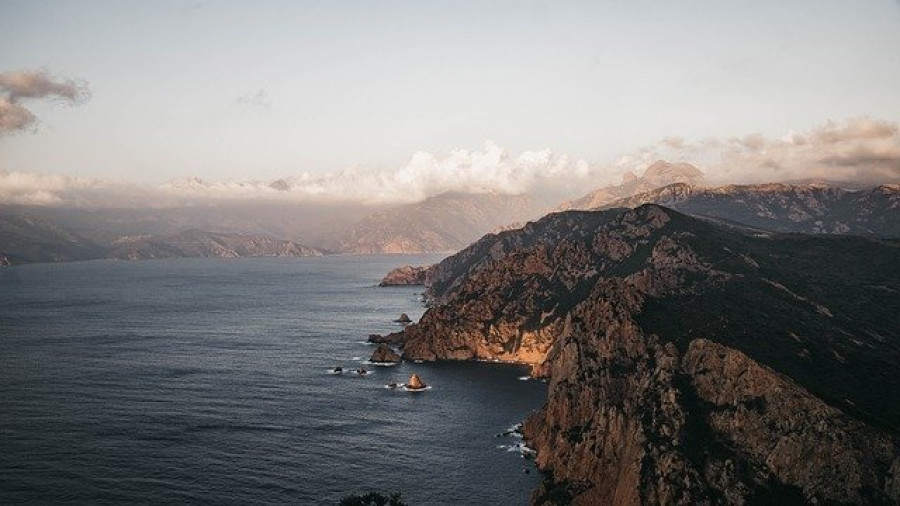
[378,265,432,286]
[387,204,900,504]
[369,344,401,363]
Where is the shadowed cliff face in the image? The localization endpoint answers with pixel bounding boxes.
[385,204,900,504]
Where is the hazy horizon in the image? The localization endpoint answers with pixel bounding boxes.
[2,0,899,204]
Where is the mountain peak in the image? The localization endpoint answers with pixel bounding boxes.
[642,160,705,182]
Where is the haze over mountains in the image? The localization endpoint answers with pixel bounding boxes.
[2,118,899,264]
[2,161,899,264]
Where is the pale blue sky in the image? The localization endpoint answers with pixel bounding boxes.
[1,0,899,183]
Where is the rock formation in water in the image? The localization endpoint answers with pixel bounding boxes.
[394,313,412,324]
[384,204,900,504]
[368,332,405,345]
[378,265,432,286]
[406,374,426,390]
[370,344,401,363]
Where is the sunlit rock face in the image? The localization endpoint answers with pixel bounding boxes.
[378,265,432,286]
[385,204,900,504]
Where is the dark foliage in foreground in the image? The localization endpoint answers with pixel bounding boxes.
[339,491,408,506]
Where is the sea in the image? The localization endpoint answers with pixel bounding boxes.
[0,255,547,505]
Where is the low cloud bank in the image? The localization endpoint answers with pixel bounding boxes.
[0,69,91,135]
[629,117,900,185]
[2,118,898,207]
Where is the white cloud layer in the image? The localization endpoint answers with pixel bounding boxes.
[636,117,900,185]
[2,118,898,208]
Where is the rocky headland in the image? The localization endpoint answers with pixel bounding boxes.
[376,204,900,504]
[378,265,432,286]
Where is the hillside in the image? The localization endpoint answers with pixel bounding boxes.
[0,210,107,264]
[378,205,900,504]
[602,182,900,237]
[107,230,323,260]
[0,208,323,264]
[334,191,548,253]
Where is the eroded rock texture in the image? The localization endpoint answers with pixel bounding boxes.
[378,265,432,286]
[387,204,900,504]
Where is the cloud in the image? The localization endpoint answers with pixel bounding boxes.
[2,118,896,207]
[0,98,36,133]
[643,117,900,185]
[0,69,91,135]
[0,171,93,205]
[162,141,606,204]
[0,142,614,207]
[235,89,271,109]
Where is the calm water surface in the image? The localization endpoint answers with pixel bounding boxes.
[0,256,546,505]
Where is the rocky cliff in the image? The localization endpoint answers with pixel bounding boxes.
[378,265,432,286]
[381,205,900,504]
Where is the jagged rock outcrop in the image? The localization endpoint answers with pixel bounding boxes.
[378,265,432,286]
[387,204,900,504]
[369,344,401,363]
[406,374,426,390]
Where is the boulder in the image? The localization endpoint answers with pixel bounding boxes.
[370,344,401,363]
[394,313,412,324]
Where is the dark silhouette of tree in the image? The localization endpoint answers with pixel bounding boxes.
[339,491,408,506]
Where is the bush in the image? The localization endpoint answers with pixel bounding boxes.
[339,491,408,506]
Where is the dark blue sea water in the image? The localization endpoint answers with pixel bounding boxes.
[0,256,547,505]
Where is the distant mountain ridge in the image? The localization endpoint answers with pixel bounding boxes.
[0,211,323,265]
[555,160,706,212]
[599,182,900,237]
[108,229,323,260]
[3,160,898,264]
[332,191,549,254]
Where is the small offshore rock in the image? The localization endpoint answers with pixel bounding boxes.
[370,344,401,363]
[406,373,426,390]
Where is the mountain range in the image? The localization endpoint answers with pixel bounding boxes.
[600,182,900,237]
[2,161,898,265]
[555,160,706,211]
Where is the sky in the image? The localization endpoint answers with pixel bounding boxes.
[0,0,899,194]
